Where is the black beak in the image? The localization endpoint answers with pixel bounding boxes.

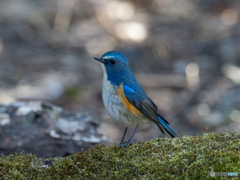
[93,57,105,63]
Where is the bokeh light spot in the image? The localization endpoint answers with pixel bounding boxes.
[230,110,240,122]
[197,103,210,116]
[114,22,147,42]
[222,64,240,84]
[220,8,238,26]
[185,62,200,88]
[106,1,134,21]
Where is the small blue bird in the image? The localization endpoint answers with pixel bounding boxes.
[94,51,177,147]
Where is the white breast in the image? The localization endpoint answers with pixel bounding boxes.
[101,64,122,122]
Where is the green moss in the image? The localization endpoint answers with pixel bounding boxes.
[0,132,239,179]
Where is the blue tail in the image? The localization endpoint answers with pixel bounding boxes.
[158,116,178,138]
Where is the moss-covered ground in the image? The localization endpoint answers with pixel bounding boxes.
[0,132,239,179]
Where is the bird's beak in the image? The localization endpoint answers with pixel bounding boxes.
[93,57,105,63]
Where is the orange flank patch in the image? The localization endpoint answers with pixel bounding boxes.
[117,84,142,117]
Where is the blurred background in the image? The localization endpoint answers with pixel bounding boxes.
[0,0,240,143]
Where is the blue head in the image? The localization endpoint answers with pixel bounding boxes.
[93,51,133,86]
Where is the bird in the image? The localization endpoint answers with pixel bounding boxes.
[93,51,177,147]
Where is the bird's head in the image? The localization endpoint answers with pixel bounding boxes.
[93,51,131,85]
[94,51,129,67]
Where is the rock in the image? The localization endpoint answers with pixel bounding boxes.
[0,101,110,158]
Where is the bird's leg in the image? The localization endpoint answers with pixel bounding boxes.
[118,126,139,147]
[120,127,128,143]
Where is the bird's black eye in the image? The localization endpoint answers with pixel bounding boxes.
[110,60,116,64]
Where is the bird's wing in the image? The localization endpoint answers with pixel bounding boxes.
[122,84,177,137]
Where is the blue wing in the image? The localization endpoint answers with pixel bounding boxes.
[123,84,177,138]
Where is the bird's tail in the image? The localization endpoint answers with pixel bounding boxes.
[158,116,178,138]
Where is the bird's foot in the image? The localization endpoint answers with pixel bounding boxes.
[117,140,140,148]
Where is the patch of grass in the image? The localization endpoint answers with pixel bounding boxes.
[0,132,239,179]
